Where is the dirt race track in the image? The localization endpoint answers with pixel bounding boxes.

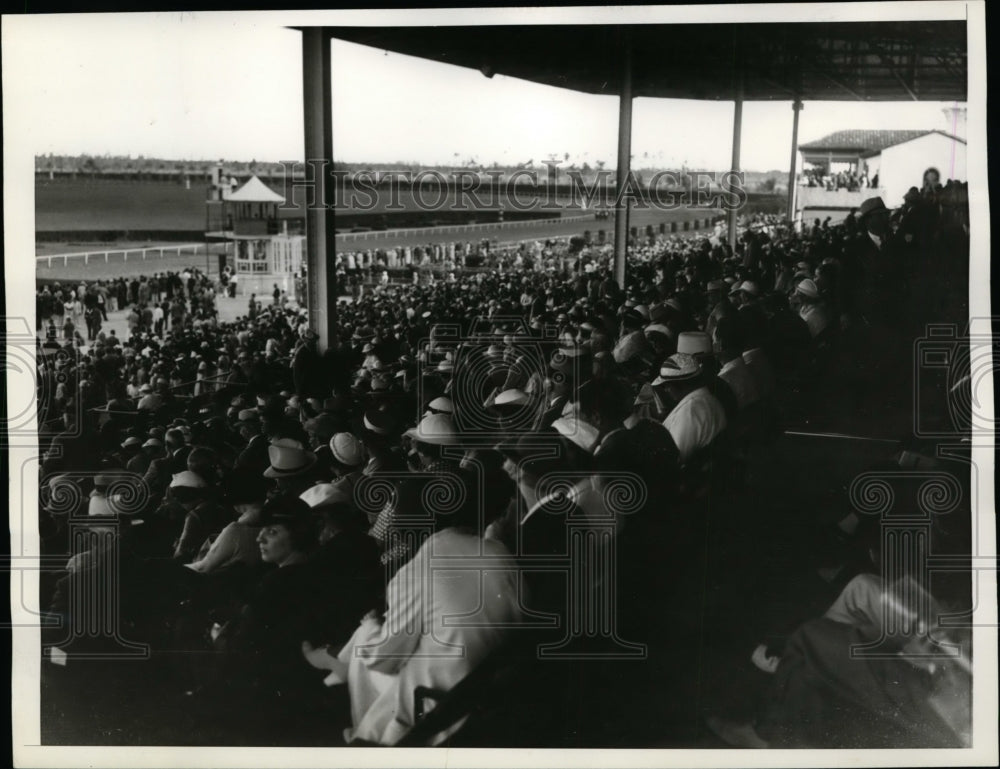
[35,206,722,283]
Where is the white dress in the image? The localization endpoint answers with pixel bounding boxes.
[336,528,522,745]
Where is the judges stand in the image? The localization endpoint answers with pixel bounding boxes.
[205,167,305,297]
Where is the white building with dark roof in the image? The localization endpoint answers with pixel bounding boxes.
[795,129,966,222]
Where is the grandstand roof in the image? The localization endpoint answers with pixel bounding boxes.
[799,129,965,154]
[318,21,967,102]
[226,175,285,203]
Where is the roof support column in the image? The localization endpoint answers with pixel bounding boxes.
[302,28,338,351]
[787,99,803,223]
[726,73,744,252]
[613,36,633,290]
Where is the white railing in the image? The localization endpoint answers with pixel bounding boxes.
[36,242,211,269]
[334,213,594,243]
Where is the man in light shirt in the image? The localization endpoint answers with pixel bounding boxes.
[654,353,727,464]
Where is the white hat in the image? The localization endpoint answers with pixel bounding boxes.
[676,330,713,356]
[494,389,529,407]
[552,415,600,454]
[264,438,318,479]
[329,432,365,467]
[170,470,207,489]
[428,396,454,413]
[300,483,351,510]
[652,353,702,385]
[644,323,672,340]
[405,414,460,445]
[795,278,820,299]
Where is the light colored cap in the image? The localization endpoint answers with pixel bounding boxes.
[329,432,365,467]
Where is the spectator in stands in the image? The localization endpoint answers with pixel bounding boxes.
[35,181,971,748]
[653,353,726,465]
[707,576,972,748]
[303,462,521,746]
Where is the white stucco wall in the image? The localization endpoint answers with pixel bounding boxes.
[877,133,967,207]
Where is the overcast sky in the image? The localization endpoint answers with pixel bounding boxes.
[4,12,967,171]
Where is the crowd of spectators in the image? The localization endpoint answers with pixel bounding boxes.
[36,175,973,748]
[803,166,874,191]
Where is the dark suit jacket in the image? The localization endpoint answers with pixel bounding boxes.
[234,433,270,475]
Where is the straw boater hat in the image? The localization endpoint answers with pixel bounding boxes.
[263,438,318,479]
[652,353,702,386]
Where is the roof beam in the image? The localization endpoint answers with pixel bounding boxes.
[890,68,919,101]
[813,68,867,100]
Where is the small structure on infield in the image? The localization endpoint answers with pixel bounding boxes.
[205,168,304,296]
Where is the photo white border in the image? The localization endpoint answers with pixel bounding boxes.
[4,2,995,767]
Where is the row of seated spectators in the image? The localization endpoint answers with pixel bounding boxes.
[36,187,973,747]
